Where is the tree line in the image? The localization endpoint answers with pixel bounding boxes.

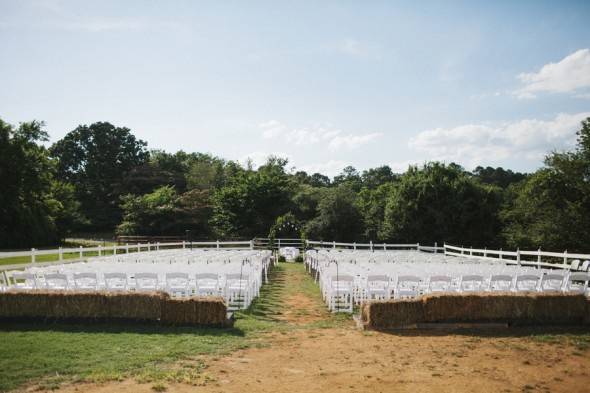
[1,117,589,252]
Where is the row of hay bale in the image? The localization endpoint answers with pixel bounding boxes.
[361,292,590,330]
[0,290,228,326]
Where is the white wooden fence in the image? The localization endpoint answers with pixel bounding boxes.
[444,243,590,270]
[305,240,445,253]
[0,240,255,271]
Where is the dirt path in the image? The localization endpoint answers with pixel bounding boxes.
[45,263,590,393]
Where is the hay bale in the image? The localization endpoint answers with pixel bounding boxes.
[362,298,424,329]
[0,290,50,318]
[422,292,538,323]
[44,291,108,319]
[529,293,587,325]
[161,296,227,326]
[106,291,166,321]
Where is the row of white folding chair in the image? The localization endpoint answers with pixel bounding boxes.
[7,271,256,299]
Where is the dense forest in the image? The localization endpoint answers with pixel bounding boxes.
[1,117,589,252]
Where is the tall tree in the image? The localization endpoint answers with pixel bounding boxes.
[50,122,149,231]
[501,117,590,251]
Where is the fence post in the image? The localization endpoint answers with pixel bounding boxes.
[137,243,140,253]
[125,243,129,254]
[31,248,36,264]
[333,241,336,249]
[278,239,281,248]
[517,248,521,266]
[499,248,503,261]
[98,244,102,257]
[470,246,473,256]
[417,242,420,251]
[353,242,356,250]
[58,246,63,261]
[147,243,151,252]
[182,240,186,249]
[113,244,117,256]
[484,247,487,258]
[434,242,437,254]
[250,239,254,250]
[370,240,373,252]
[443,242,446,255]
[79,246,83,259]
[563,250,568,266]
[157,242,160,251]
[537,248,541,269]
[383,243,386,251]
[216,240,220,249]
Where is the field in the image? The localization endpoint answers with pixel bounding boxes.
[1,263,589,392]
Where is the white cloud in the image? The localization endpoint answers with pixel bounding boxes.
[336,38,381,59]
[388,160,421,173]
[409,112,590,169]
[327,133,383,152]
[259,121,382,152]
[515,49,590,99]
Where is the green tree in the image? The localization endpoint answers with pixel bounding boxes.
[210,157,293,237]
[305,185,364,242]
[501,118,590,251]
[50,122,149,231]
[0,119,69,248]
[381,163,502,246]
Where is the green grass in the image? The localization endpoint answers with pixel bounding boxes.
[0,262,345,392]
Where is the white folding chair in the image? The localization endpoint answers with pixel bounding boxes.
[515,274,540,292]
[134,273,159,292]
[570,260,581,271]
[394,275,422,299]
[539,273,564,292]
[366,275,391,300]
[74,272,98,291]
[196,273,220,296]
[328,274,354,312]
[10,272,38,290]
[428,275,454,293]
[166,272,190,297]
[224,273,251,310]
[44,273,70,290]
[565,272,590,294]
[580,260,590,272]
[104,273,128,291]
[459,275,485,292]
[488,274,513,291]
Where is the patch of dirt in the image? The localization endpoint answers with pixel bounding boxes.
[52,327,590,393]
[278,292,328,324]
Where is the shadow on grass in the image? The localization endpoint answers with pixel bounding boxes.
[0,320,246,337]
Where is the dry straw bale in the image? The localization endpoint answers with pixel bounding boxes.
[0,290,50,318]
[106,291,166,321]
[161,296,226,326]
[362,298,424,329]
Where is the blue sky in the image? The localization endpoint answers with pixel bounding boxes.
[1,0,590,176]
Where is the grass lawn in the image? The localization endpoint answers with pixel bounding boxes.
[0,263,347,392]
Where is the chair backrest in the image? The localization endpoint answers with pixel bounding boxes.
[489,274,513,291]
[104,273,127,290]
[566,272,590,293]
[539,273,564,291]
[74,272,97,289]
[135,273,158,290]
[515,274,540,291]
[44,273,69,289]
[397,275,421,285]
[580,260,590,271]
[460,275,485,291]
[571,259,581,270]
[11,272,37,289]
[196,273,219,280]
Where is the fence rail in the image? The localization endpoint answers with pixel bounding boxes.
[444,243,590,269]
[0,240,255,271]
[305,240,445,252]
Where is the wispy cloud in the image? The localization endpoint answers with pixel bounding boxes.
[408,112,590,169]
[259,121,382,152]
[514,49,590,99]
[336,38,381,59]
[298,160,348,178]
